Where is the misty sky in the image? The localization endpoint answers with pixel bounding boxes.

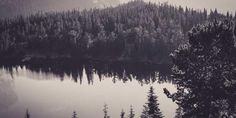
[0,0,236,18]
[141,0,236,14]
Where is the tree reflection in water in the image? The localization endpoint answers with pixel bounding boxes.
[0,60,176,117]
[0,60,173,85]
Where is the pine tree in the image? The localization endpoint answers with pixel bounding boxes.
[25,109,30,118]
[0,1,211,64]
[103,104,110,118]
[174,107,183,118]
[128,105,135,118]
[165,20,236,117]
[120,109,125,118]
[140,105,149,118]
[141,86,163,118]
[72,111,78,118]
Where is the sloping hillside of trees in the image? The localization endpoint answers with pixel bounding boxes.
[0,1,235,64]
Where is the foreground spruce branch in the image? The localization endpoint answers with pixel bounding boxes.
[164,20,236,118]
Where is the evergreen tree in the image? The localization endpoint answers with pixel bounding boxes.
[120,109,125,118]
[165,20,236,117]
[128,105,135,118]
[72,111,78,118]
[141,87,163,118]
[103,104,110,118]
[25,109,30,118]
[140,105,150,118]
[1,0,223,64]
[174,107,183,118]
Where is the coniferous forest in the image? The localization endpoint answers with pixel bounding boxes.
[1,0,235,64]
[1,0,236,118]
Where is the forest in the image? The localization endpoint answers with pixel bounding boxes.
[1,1,236,117]
[1,0,235,64]
[12,17,235,118]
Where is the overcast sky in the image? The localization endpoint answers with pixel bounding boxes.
[0,0,236,18]
[120,0,236,14]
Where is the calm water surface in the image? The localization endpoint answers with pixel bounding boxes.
[0,63,177,118]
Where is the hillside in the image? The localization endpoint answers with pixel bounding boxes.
[0,1,234,64]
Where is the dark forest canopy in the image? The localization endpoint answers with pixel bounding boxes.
[0,0,235,64]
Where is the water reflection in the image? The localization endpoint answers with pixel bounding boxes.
[0,61,177,118]
[0,72,17,112]
[0,61,173,85]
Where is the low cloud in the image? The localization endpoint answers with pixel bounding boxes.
[0,0,121,18]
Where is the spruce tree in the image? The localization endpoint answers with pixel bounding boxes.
[120,109,125,118]
[103,104,110,118]
[141,86,163,118]
[128,105,135,118]
[140,105,149,118]
[25,109,30,118]
[72,111,78,118]
[165,20,236,117]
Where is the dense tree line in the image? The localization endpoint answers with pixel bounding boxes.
[141,86,163,118]
[1,0,234,63]
[164,20,236,117]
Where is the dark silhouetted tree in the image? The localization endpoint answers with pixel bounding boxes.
[165,20,236,117]
[120,109,125,118]
[128,105,135,118]
[72,111,78,118]
[140,105,149,118]
[25,109,30,118]
[103,104,110,118]
[141,86,163,118]
[174,107,183,118]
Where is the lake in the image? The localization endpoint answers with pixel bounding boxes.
[0,62,177,118]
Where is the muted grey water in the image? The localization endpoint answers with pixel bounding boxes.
[0,65,177,118]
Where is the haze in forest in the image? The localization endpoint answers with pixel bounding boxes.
[1,0,236,18]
